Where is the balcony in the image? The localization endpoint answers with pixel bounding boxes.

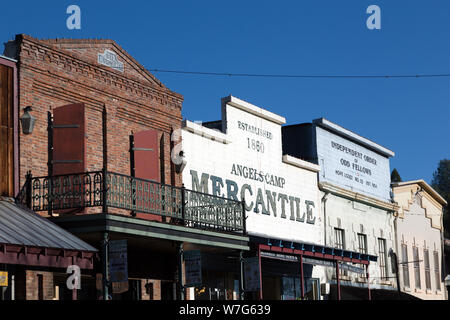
[16,171,246,235]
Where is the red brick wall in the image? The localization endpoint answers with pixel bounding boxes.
[25,270,54,300]
[13,35,184,215]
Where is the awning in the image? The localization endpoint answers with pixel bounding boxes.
[0,200,98,269]
[250,235,378,264]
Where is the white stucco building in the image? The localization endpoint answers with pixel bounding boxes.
[180,96,376,300]
[282,118,398,299]
[392,180,447,300]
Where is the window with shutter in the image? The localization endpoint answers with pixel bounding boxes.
[378,238,388,281]
[52,103,86,175]
[433,251,441,291]
[132,129,161,222]
[51,103,86,214]
[401,243,410,288]
[424,249,431,290]
[413,246,421,289]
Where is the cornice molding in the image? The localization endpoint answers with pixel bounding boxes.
[36,36,165,89]
[17,36,183,109]
[319,181,398,212]
[392,184,443,231]
[23,65,182,126]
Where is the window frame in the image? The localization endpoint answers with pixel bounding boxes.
[378,238,388,281]
[433,250,441,291]
[424,249,431,290]
[413,246,421,289]
[401,243,410,288]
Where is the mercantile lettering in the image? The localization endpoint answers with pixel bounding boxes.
[190,169,316,224]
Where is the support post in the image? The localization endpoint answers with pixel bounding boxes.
[258,245,263,300]
[299,255,305,299]
[336,261,341,300]
[178,242,185,300]
[239,250,244,300]
[72,256,78,300]
[366,263,371,300]
[102,232,110,300]
[102,167,108,214]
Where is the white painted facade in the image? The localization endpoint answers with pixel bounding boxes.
[321,187,397,290]
[315,120,398,292]
[392,180,447,300]
[288,119,399,294]
[316,125,392,201]
[181,96,327,289]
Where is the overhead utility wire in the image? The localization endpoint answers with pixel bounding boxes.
[148,69,450,79]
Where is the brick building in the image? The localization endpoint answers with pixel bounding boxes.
[1,34,248,300]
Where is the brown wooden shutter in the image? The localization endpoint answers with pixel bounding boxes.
[132,129,161,221]
[52,103,86,175]
[133,129,160,182]
[0,64,14,197]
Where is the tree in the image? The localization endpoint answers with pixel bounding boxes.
[391,168,402,183]
[431,159,450,238]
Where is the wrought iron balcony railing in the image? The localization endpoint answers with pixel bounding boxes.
[16,171,246,234]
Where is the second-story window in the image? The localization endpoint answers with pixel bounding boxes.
[378,238,388,281]
[334,228,347,276]
[357,233,367,277]
[424,249,431,290]
[433,250,441,291]
[401,243,410,288]
[413,246,421,289]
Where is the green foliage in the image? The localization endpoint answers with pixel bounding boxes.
[431,159,450,237]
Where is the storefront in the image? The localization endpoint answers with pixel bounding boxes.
[181,96,375,300]
[282,118,398,298]
[3,34,249,300]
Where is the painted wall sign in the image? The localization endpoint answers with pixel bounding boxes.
[109,240,128,285]
[98,49,124,72]
[182,97,323,244]
[303,257,335,268]
[184,250,202,287]
[0,271,7,287]
[260,251,299,262]
[303,258,365,274]
[316,126,391,201]
[243,257,260,292]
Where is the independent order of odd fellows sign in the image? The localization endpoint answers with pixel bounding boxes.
[184,250,202,287]
[109,240,128,294]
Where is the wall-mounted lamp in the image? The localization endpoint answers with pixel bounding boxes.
[175,150,187,174]
[20,106,36,134]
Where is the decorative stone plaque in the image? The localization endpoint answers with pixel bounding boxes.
[98,49,124,72]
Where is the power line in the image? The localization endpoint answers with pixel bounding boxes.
[148,68,450,79]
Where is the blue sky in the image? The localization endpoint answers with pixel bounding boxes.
[1,0,449,183]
